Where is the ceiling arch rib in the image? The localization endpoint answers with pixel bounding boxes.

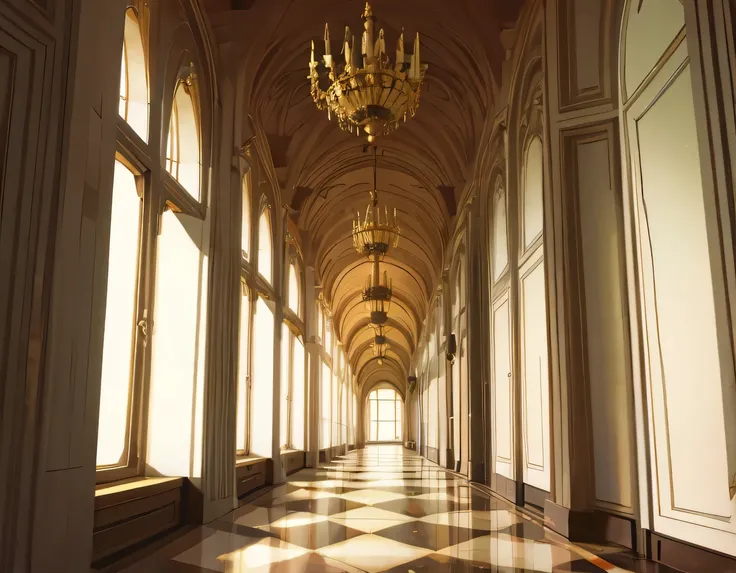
[204,0,524,390]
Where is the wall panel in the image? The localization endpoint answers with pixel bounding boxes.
[520,258,550,492]
[573,131,633,511]
[492,295,513,480]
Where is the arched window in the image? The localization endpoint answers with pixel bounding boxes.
[522,136,544,250]
[492,178,508,281]
[119,8,148,141]
[241,174,251,259]
[368,388,402,442]
[166,79,201,201]
[288,262,300,315]
[258,208,273,283]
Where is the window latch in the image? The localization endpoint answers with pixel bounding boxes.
[138,309,149,347]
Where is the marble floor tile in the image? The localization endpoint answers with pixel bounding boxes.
[317,533,432,572]
[339,488,408,505]
[122,446,641,573]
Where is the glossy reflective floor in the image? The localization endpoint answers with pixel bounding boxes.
[123,446,675,572]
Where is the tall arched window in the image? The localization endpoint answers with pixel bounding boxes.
[166,79,201,201]
[492,177,509,281]
[522,136,544,250]
[241,174,251,259]
[368,388,403,442]
[258,208,273,283]
[119,8,148,141]
[288,262,300,315]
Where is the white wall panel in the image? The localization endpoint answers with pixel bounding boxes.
[520,259,550,491]
[493,296,513,479]
[576,136,633,510]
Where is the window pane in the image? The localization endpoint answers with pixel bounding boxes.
[167,83,200,201]
[320,362,331,449]
[370,421,378,442]
[378,400,394,421]
[97,161,141,467]
[291,336,305,450]
[280,323,290,449]
[251,298,274,456]
[236,289,249,452]
[119,45,127,118]
[241,176,250,257]
[120,8,148,141]
[288,263,299,314]
[148,210,205,477]
[377,388,394,400]
[377,421,395,441]
[258,210,272,283]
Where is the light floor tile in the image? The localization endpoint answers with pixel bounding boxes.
[269,511,329,528]
[317,534,431,573]
[234,506,289,529]
[173,530,261,572]
[218,538,310,570]
[339,489,407,505]
[437,534,580,570]
[420,509,520,531]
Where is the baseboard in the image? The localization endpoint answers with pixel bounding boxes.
[544,500,636,550]
[523,483,548,512]
[493,473,517,504]
[647,530,736,572]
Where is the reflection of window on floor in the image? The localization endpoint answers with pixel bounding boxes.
[369,388,402,442]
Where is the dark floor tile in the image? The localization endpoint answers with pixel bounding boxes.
[243,552,365,573]
[495,521,547,541]
[373,498,463,518]
[206,520,276,540]
[374,520,489,551]
[552,558,609,572]
[282,497,365,516]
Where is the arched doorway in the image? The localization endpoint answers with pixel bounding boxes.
[367,387,403,443]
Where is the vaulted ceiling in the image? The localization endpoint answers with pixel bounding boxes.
[205,0,524,391]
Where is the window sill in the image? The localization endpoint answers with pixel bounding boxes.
[95,476,184,500]
[236,455,268,468]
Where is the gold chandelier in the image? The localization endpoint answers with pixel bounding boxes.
[371,326,390,363]
[353,146,400,258]
[309,2,427,142]
[352,146,398,328]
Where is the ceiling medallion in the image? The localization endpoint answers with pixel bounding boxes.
[309,2,428,142]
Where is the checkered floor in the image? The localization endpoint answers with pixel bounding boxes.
[122,446,654,572]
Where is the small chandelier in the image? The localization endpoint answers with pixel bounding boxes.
[371,326,390,359]
[352,146,400,259]
[309,3,428,142]
[363,269,392,326]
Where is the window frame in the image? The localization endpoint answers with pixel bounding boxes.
[95,155,148,484]
[368,388,403,442]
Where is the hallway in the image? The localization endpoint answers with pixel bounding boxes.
[123,446,659,572]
